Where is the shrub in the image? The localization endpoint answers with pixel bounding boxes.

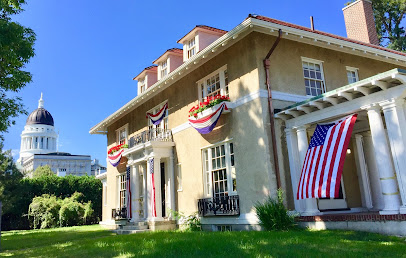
[254,189,295,231]
[28,194,61,229]
[171,210,201,231]
[59,192,94,227]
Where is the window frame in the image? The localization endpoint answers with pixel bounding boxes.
[139,78,145,93]
[118,173,126,209]
[147,100,169,132]
[197,65,229,102]
[201,139,236,198]
[301,57,326,97]
[346,66,359,84]
[187,37,196,59]
[116,124,128,145]
[160,59,168,78]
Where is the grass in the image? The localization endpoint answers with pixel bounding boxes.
[1,225,405,257]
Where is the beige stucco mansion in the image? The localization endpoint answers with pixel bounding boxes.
[91,0,406,234]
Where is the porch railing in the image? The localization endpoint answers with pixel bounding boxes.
[128,128,173,149]
[112,207,127,220]
[197,195,240,217]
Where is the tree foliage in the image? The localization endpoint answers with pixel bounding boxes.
[0,0,36,139]
[33,165,55,178]
[373,0,406,51]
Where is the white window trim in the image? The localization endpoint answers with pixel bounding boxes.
[197,64,228,102]
[346,66,359,83]
[116,123,129,145]
[147,100,169,130]
[117,172,126,209]
[177,163,182,192]
[202,141,236,198]
[301,56,326,97]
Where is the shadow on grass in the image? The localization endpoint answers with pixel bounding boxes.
[4,228,405,257]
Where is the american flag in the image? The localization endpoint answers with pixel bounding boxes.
[149,158,156,217]
[126,166,132,219]
[297,114,357,200]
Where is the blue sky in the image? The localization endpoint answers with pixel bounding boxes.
[4,0,350,165]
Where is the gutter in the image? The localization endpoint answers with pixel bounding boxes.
[263,29,283,190]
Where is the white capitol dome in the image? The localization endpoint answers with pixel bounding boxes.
[18,93,58,163]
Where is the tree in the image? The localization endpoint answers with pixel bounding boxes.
[373,0,406,51]
[33,165,55,178]
[0,0,36,140]
[347,0,406,52]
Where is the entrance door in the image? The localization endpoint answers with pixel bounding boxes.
[318,177,348,210]
[160,162,166,217]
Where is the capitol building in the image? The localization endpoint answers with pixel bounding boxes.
[17,94,92,177]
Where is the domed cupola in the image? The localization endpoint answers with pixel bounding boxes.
[26,93,54,126]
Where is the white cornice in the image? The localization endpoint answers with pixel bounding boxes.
[90,17,406,134]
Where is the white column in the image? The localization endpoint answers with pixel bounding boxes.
[146,158,152,219]
[168,155,175,218]
[132,164,140,222]
[285,128,304,212]
[381,99,406,214]
[353,135,373,209]
[31,137,34,149]
[366,104,401,214]
[153,157,163,219]
[142,163,148,220]
[296,125,319,215]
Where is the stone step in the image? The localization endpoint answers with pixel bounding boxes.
[113,229,151,235]
[120,225,149,230]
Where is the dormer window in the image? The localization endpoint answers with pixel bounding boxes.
[139,79,145,93]
[160,60,168,78]
[187,38,196,59]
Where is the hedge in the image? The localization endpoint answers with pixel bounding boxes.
[1,175,102,231]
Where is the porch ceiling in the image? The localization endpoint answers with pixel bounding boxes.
[276,68,406,127]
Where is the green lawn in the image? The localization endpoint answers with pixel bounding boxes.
[1,225,405,257]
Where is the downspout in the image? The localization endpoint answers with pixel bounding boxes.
[263,29,283,190]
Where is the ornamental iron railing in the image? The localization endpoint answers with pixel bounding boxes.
[128,128,172,149]
[197,195,240,217]
[112,207,127,220]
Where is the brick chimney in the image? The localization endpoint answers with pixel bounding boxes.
[343,0,379,45]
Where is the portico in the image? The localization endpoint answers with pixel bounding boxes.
[277,69,406,216]
[122,129,176,224]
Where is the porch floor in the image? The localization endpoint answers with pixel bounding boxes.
[297,212,406,222]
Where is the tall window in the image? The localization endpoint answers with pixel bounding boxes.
[148,102,169,133]
[119,174,126,208]
[116,124,128,145]
[197,66,229,102]
[202,142,236,198]
[302,58,326,97]
[346,67,359,84]
[187,38,196,59]
[160,60,168,78]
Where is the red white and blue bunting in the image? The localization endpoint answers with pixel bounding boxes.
[146,102,168,125]
[108,149,125,167]
[188,102,228,134]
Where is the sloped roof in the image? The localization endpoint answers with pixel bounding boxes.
[177,25,228,43]
[133,65,158,81]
